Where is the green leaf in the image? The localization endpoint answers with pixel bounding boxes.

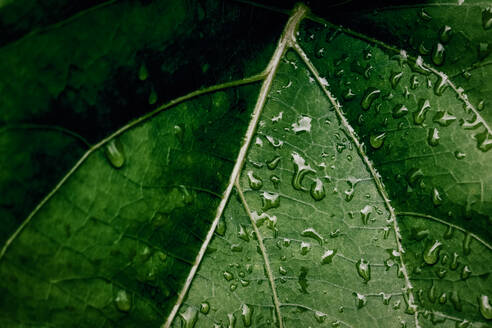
[1,1,491,328]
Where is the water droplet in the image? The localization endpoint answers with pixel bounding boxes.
[138,64,149,81]
[343,88,356,100]
[482,8,492,30]
[223,271,234,281]
[390,71,404,89]
[432,187,443,206]
[410,56,431,75]
[476,130,492,152]
[238,224,249,242]
[361,87,381,110]
[230,283,237,291]
[267,156,281,170]
[433,111,456,126]
[105,139,125,169]
[354,292,367,308]
[356,259,371,282]
[413,99,431,125]
[266,135,283,148]
[292,116,312,134]
[431,43,445,66]
[300,241,311,255]
[228,312,236,327]
[381,293,392,305]
[301,227,324,245]
[428,282,437,303]
[461,265,471,280]
[463,233,472,255]
[369,133,386,149]
[279,266,287,275]
[200,302,210,314]
[419,8,432,21]
[479,295,492,319]
[436,268,447,279]
[179,306,198,328]
[392,104,409,118]
[450,291,462,311]
[321,249,337,264]
[478,99,485,111]
[423,240,442,265]
[360,205,372,225]
[454,151,466,159]
[457,319,471,328]
[216,218,226,236]
[261,192,280,211]
[230,244,243,252]
[241,304,253,327]
[114,290,131,312]
[427,128,440,146]
[438,292,447,304]
[410,75,419,89]
[434,73,449,96]
[247,171,262,190]
[310,178,326,201]
[314,311,327,323]
[252,211,277,229]
[291,152,315,191]
[439,25,452,43]
[478,42,491,60]
[450,252,459,270]
[148,88,158,105]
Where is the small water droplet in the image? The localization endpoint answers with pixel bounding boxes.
[228,312,236,327]
[438,292,447,304]
[261,192,280,211]
[433,111,456,126]
[279,266,287,275]
[392,104,409,118]
[200,302,210,314]
[216,218,226,236]
[423,240,442,265]
[461,265,472,280]
[476,130,492,152]
[343,88,356,100]
[321,249,337,264]
[457,319,471,328]
[450,291,462,311]
[247,171,262,190]
[114,290,131,312]
[230,283,237,291]
[369,133,386,149]
[292,116,312,134]
[105,139,125,169]
[291,152,315,191]
[138,64,149,81]
[413,99,431,125]
[428,128,440,146]
[479,295,492,319]
[482,7,492,30]
[432,187,443,206]
[241,304,253,327]
[450,252,459,270]
[252,211,277,229]
[463,233,472,255]
[223,271,234,281]
[230,244,243,252]
[314,311,327,323]
[238,224,249,242]
[179,306,198,328]
[410,75,419,89]
[439,25,452,43]
[381,293,392,305]
[360,205,372,225]
[354,292,367,308]
[419,8,432,21]
[267,156,281,170]
[148,88,158,105]
[431,43,446,66]
[301,227,324,245]
[390,71,404,89]
[266,135,283,148]
[300,241,311,255]
[410,56,431,75]
[310,178,326,201]
[356,259,371,282]
[454,151,466,159]
[361,87,381,110]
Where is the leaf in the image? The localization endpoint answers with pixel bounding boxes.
[1,1,491,328]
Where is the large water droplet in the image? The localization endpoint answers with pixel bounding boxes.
[321,249,337,264]
[479,295,492,319]
[292,116,312,134]
[360,205,372,225]
[356,259,371,282]
[261,192,280,211]
[310,178,326,201]
[361,87,381,110]
[482,8,492,30]
[427,128,440,146]
[392,104,408,118]
[247,171,262,190]
[301,227,324,245]
[114,290,131,312]
[267,156,281,170]
[433,111,456,126]
[179,306,198,328]
[413,99,431,125]
[291,152,315,191]
[431,43,446,66]
[241,304,253,327]
[105,139,125,169]
[423,240,442,265]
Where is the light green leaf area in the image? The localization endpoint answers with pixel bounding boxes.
[0,83,260,327]
[298,18,492,327]
[177,50,413,328]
